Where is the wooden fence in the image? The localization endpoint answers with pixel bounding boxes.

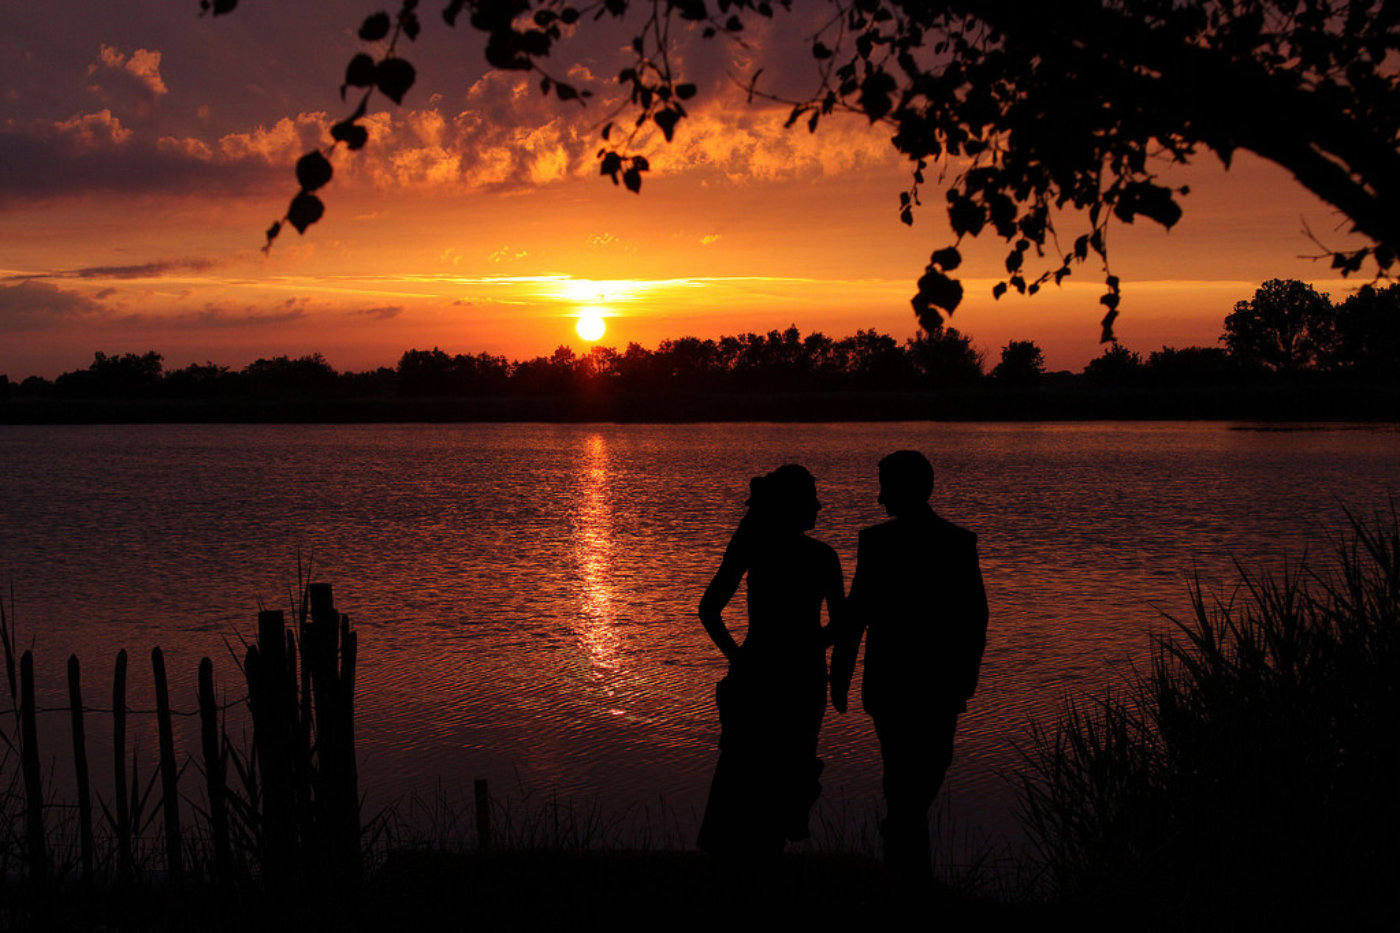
[0,582,359,888]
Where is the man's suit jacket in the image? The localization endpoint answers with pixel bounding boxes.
[832,508,988,716]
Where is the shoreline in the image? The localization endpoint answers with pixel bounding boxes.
[4,385,1398,424]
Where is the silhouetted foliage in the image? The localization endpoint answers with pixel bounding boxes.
[991,340,1045,387]
[1142,346,1241,387]
[1335,283,1400,379]
[1018,510,1400,926]
[1083,343,1144,387]
[53,351,165,398]
[906,327,984,389]
[1222,278,1337,373]
[215,0,1400,340]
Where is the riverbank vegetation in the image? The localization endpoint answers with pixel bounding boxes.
[1018,506,1400,926]
[3,280,1397,422]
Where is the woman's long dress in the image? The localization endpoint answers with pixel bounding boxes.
[697,534,835,855]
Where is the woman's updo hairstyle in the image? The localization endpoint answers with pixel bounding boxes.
[744,464,818,533]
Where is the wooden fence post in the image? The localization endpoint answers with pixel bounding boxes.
[152,647,183,881]
[306,584,360,883]
[19,651,45,884]
[113,649,132,883]
[248,609,295,888]
[67,655,94,882]
[198,657,231,880]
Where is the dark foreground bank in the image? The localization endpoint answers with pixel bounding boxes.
[3,384,1399,423]
[1,851,1053,930]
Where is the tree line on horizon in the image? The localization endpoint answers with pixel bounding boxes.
[3,280,1397,402]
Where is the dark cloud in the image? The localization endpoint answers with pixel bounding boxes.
[111,306,308,330]
[0,281,102,331]
[0,112,312,202]
[4,257,220,282]
[349,305,403,320]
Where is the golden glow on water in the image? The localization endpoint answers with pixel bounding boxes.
[572,432,625,711]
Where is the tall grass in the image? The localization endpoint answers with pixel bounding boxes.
[1016,507,1400,925]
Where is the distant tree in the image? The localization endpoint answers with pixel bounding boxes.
[992,340,1045,386]
[1222,278,1336,374]
[164,361,236,397]
[841,328,915,388]
[55,351,164,397]
[242,353,340,395]
[1144,346,1240,387]
[907,326,983,388]
[224,0,1400,339]
[0,374,9,403]
[1083,342,1144,386]
[18,376,52,397]
[1334,284,1400,378]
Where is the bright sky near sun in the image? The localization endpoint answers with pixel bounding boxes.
[0,1,1374,377]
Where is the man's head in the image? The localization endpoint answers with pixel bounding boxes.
[877,450,934,516]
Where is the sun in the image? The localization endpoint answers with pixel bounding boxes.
[576,312,606,342]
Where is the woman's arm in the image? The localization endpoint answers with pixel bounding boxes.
[699,534,747,665]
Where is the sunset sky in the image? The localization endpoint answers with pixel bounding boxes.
[0,1,1374,378]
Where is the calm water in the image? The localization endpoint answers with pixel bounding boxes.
[1,422,1397,855]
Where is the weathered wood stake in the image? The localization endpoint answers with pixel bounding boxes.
[19,651,46,884]
[67,655,94,882]
[112,649,132,882]
[198,657,231,880]
[249,609,295,887]
[152,647,183,880]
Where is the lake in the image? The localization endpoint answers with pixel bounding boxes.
[1,421,1397,859]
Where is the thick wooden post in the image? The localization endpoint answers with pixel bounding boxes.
[249,610,294,887]
[474,778,491,853]
[19,651,45,884]
[152,647,183,881]
[198,658,230,880]
[67,655,94,882]
[112,649,132,882]
[306,585,360,882]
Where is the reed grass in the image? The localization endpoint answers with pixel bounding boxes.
[1015,506,1400,926]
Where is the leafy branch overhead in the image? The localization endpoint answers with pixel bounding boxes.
[210,0,1400,341]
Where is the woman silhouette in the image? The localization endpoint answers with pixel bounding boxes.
[696,464,845,856]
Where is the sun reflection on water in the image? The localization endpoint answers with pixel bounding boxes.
[572,432,626,712]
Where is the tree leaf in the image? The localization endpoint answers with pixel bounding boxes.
[295,151,333,191]
[287,192,324,234]
[931,247,961,271]
[376,58,416,104]
[654,107,680,142]
[331,120,369,150]
[344,54,376,89]
[358,12,391,41]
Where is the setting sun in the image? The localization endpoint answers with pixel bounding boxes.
[576,312,606,342]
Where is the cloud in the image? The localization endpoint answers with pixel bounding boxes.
[700,233,721,245]
[0,281,102,331]
[349,305,403,320]
[5,257,220,281]
[89,46,168,97]
[488,245,529,263]
[111,305,308,330]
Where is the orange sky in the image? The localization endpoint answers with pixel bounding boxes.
[0,3,1375,378]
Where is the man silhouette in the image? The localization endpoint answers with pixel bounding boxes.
[831,450,988,877]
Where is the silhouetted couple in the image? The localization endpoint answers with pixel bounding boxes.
[696,451,988,877]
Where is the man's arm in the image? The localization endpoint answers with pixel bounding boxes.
[830,531,869,713]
